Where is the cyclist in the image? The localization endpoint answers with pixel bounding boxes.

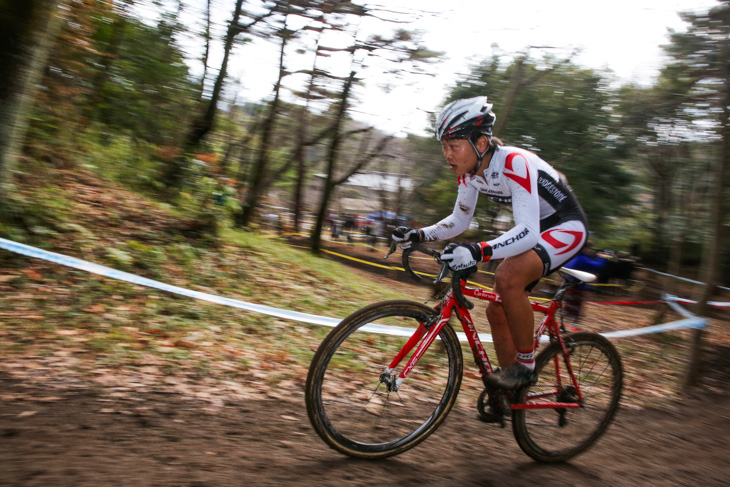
[393,96,587,391]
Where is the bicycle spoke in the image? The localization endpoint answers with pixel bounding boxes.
[512,332,623,463]
[306,301,463,459]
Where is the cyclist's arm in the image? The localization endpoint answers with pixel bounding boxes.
[421,182,478,242]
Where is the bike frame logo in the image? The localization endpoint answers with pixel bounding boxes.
[460,311,494,374]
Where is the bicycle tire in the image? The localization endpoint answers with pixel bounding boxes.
[305,300,463,459]
[512,331,623,463]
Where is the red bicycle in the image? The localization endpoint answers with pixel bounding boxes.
[305,242,623,463]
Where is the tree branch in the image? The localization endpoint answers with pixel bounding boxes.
[334,135,392,186]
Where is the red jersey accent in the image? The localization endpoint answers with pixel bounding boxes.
[478,242,492,261]
[504,153,531,193]
[542,229,584,255]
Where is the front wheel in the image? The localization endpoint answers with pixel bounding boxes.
[512,332,623,463]
[305,301,463,459]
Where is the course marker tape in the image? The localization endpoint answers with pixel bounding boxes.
[664,294,730,309]
[0,238,710,343]
[0,238,341,328]
[639,267,730,292]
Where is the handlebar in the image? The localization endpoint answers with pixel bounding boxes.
[385,241,476,309]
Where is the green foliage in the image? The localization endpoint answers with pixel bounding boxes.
[612,4,729,264]
[91,15,198,145]
[0,182,70,244]
[76,127,165,193]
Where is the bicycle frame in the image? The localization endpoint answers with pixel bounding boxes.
[387,281,583,411]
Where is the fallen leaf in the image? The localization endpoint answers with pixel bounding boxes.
[82,304,105,313]
[57,329,82,336]
[17,315,44,320]
[37,397,62,402]
[21,269,42,280]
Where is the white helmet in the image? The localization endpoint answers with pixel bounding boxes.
[435,96,496,141]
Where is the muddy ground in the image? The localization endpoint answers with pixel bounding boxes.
[1,372,729,487]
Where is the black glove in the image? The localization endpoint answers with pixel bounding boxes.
[441,242,492,271]
[392,227,424,249]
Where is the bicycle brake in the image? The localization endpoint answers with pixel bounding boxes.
[384,241,398,260]
[434,259,449,284]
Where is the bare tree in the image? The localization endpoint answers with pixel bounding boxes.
[165,0,273,190]
[310,69,393,253]
[237,7,298,227]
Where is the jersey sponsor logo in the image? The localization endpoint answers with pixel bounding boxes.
[492,228,530,249]
[538,175,568,203]
[542,229,584,256]
[504,153,532,193]
[487,195,511,205]
[477,188,506,196]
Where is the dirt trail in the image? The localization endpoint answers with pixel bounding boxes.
[1,372,729,487]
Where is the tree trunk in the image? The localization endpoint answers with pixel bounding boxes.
[682,30,730,390]
[199,0,212,101]
[292,39,323,234]
[86,0,131,125]
[0,0,64,205]
[492,56,524,137]
[311,71,356,254]
[238,17,291,227]
[166,0,244,191]
[293,124,306,234]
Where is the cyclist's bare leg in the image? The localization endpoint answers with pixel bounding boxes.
[485,299,517,368]
[488,250,544,360]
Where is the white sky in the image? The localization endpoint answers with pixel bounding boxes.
[178,0,721,137]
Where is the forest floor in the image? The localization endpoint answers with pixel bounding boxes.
[2,167,730,486]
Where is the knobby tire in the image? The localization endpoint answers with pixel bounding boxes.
[512,331,623,463]
[305,300,463,459]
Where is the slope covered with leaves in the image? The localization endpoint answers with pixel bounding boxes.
[0,164,415,404]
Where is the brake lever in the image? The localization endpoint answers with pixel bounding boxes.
[384,240,398,260]
[434,258,449,284]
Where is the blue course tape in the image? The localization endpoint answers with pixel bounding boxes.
[0,238,708,342]
[0,237,423,338]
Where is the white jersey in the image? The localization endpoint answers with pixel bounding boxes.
[422,145,587,273]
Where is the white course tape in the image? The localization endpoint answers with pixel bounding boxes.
[664,294,730,309]
[639,267,730,293]
[0,237,340,328]
[0,237,426,339]
[0,238,708,343]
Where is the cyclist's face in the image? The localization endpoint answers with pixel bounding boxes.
[441,138,476,176]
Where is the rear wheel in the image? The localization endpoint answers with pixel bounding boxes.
[512,332,623,463]
[305,301,463,459]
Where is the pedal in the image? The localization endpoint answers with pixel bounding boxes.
[476,411,506,428]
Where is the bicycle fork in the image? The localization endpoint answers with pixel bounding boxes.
[380,306,453,392]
